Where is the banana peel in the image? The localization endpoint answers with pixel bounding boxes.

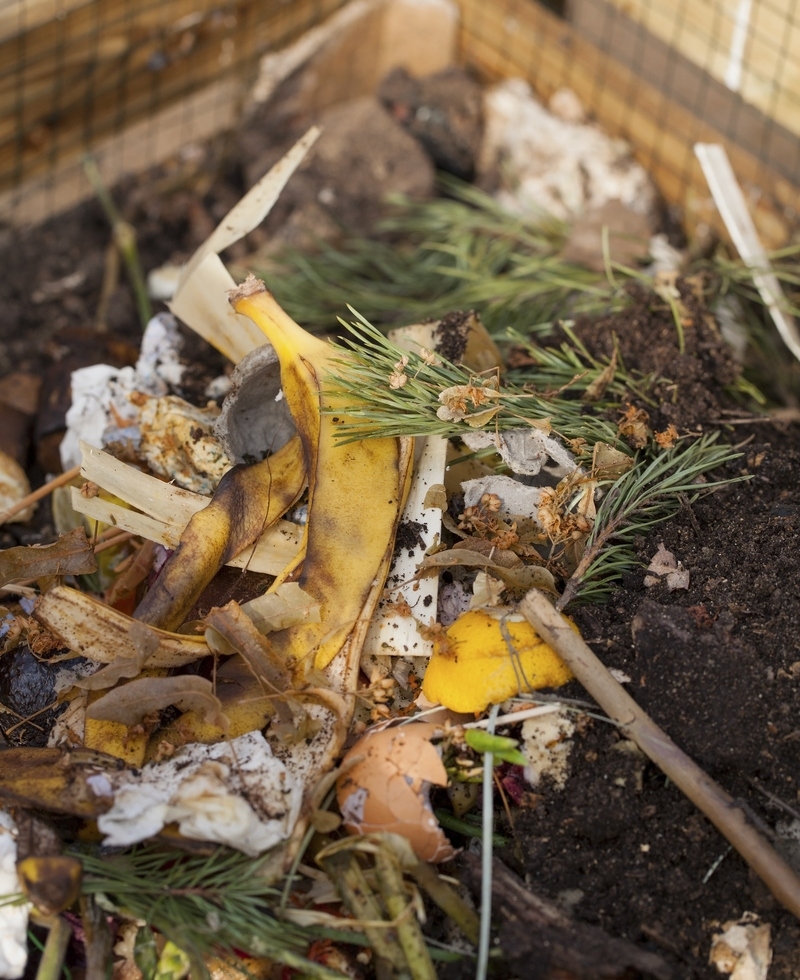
[132,434,307,632]
[230,276,414,683]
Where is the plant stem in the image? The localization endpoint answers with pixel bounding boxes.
[83,156,152,329]
[406,861,480,947]
[35,916,72,980]
[317,850,405,971]
[374,847,436,980]
[519,588,800,922]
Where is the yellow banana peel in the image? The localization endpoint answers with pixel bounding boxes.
[132,434,307,631]
[84,667,171,766]
[230,276,414,678]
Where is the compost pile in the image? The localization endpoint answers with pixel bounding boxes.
[1,49,800,980]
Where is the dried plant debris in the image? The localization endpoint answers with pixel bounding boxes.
[3,106,799,980]
[0,527,98,589]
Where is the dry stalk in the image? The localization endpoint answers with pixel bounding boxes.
[0,465,81,525]
[519,588,800,922]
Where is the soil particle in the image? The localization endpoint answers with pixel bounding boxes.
[569,277,741,433]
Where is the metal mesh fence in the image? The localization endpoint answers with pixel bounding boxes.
[456,0,800,245]
[0,0,346,224]
[2,0,799,240]
[567,0,800,207]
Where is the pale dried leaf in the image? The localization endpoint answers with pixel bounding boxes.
[243,582,321,633]
[203,602,291,695]
[73,621,161,691]
[592,442,634,480]
[86,676,228,731]
[35,585,209,668]
[470,571,506,608]
[0,528,97,589]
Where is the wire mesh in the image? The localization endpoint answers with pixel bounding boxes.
[455,0,800,244]
[2,0,799,237]
[0,0,346,224]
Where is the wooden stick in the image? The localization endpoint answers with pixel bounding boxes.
[519,588,800,922]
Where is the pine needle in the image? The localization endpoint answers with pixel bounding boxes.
[558,434,747,608]
[264,176,624,335]
[77,845,343,980]
[325,310,623,451]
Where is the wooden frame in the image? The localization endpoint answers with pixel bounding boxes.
[2,0,798,246]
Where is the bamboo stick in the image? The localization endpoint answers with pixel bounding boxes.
[519,588,800,923]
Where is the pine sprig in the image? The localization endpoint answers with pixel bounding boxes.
[505,323,661,407]
[558,434,746,609]
[77,845,343,980]
[325,310,624,451]
[264,176,625,335]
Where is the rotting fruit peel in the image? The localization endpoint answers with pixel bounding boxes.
[421,608,573,713]
[229,276,413,677]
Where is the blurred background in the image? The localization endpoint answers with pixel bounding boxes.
[1,0,798,242]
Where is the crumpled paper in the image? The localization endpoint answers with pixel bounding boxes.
[97,732,302,857]
[479,78,655,223]
[0,811,30,979]
[461,427,577,476]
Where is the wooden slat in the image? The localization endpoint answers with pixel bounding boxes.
[0,0,93,44]
[0,0,346,196]
[454,0,798,248]
[0,75,241,224]
[596,0,800,138]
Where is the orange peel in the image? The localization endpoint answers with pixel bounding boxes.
[421,609,573,713]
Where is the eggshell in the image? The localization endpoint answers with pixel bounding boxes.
[336,723,456,863]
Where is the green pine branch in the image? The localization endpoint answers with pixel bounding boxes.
[325,310,626,453]
[557,434,746,609]
[262,175,626,336]
[77,845,343,980]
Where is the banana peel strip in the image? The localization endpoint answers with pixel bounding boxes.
[35,584,210,669]
[71,442,303,576]
[231,279,415,684]
[132,436,307,632]
[170,126,321,363]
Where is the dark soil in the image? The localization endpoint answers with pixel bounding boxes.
[494,300,800,978]
[1,93,799,980]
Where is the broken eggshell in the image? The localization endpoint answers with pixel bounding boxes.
[336,722,456,863]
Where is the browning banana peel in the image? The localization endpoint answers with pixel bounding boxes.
[132,434,307,631]
[230,276,413,677]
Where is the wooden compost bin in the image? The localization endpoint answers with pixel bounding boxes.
[3,0,799,247]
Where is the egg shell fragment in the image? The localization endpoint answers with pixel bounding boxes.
[336,723,456,863]
[421,609,573,713]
